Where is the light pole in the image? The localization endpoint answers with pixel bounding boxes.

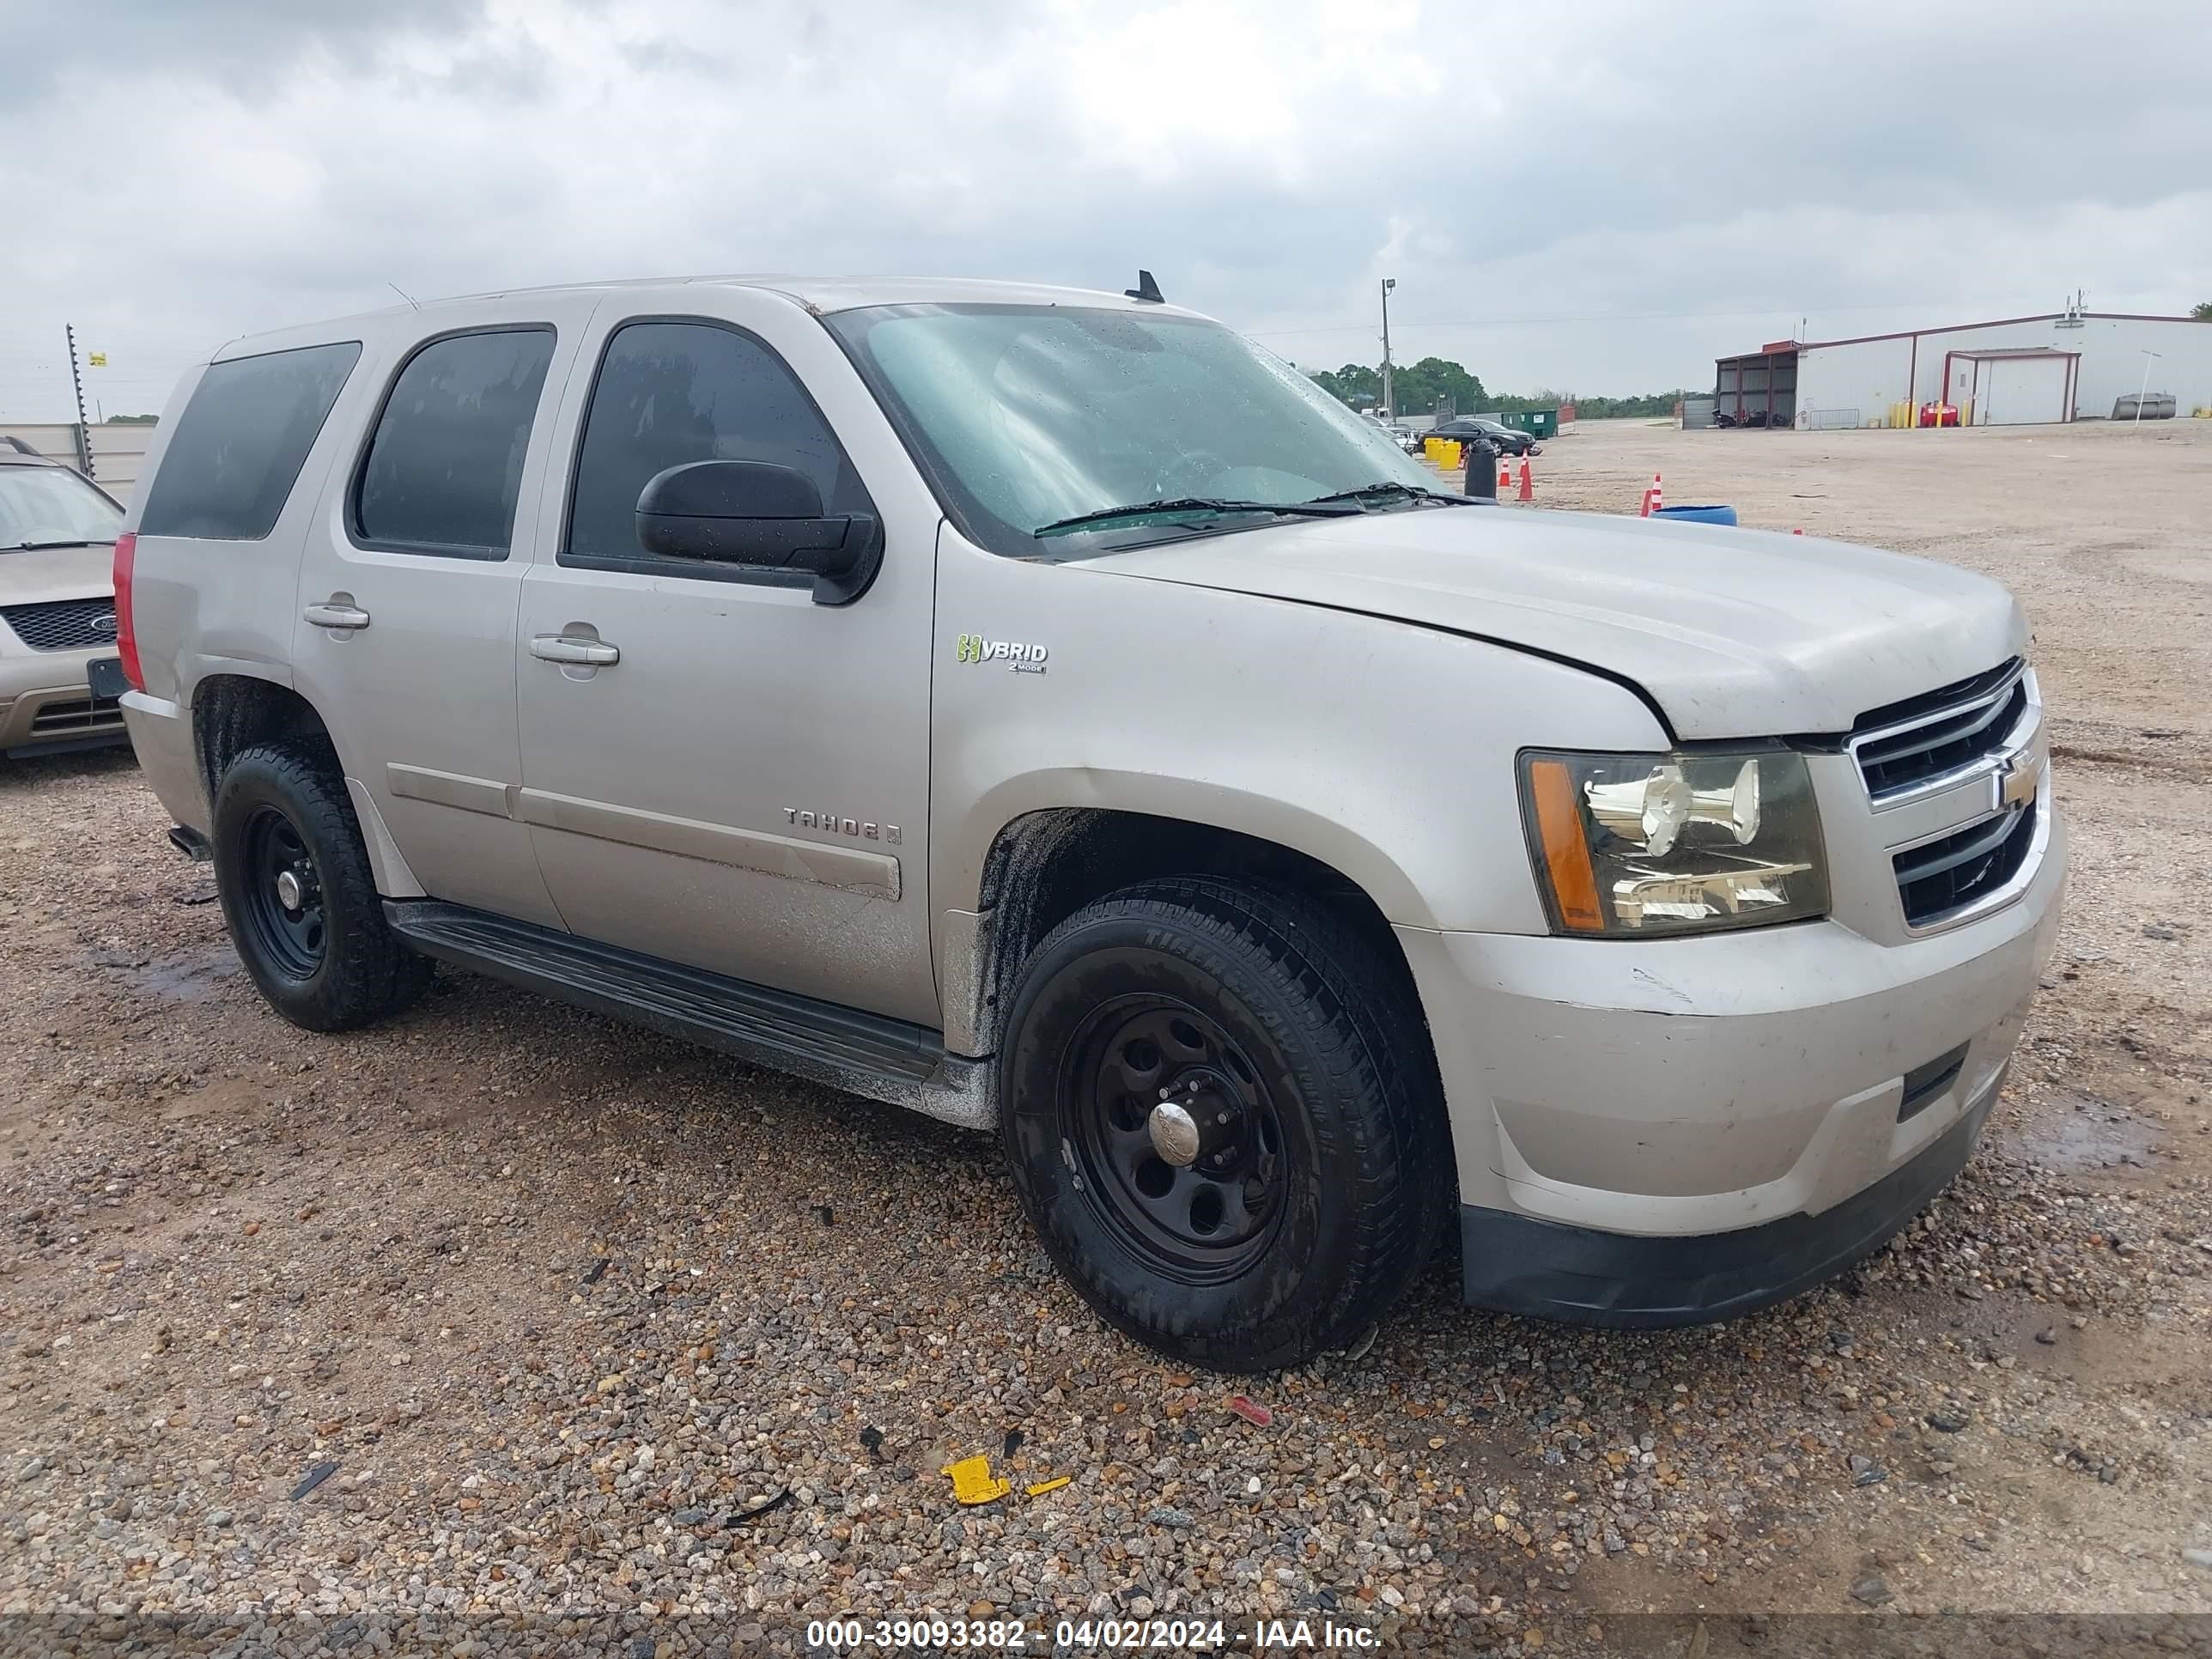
[1379,278,1396,421]
[2135,350,2161,428]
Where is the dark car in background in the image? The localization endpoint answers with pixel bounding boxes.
[1427,416,1540,457]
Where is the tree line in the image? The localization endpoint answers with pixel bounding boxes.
[1305,356,1693,422]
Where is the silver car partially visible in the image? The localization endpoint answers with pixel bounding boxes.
[0,447,128,759]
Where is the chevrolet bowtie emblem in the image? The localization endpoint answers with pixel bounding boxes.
[1997,749,2045,810]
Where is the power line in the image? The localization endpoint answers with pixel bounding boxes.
[0,373,177,381]
[1242,293,2081,339]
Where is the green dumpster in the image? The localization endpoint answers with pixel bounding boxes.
[1499,408,1559,441]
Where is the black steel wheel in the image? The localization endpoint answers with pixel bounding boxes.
[1066,996,1288,1285]
[212,738,432,1032]
[1000,877,1448,1372]
[235,804,326,980]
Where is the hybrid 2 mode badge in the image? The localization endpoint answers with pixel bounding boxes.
[956,633,1048,673]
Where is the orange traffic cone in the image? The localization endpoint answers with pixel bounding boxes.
[1498,458,1513,495]
[1517,457,1534,502]
[1640,472,1663,517]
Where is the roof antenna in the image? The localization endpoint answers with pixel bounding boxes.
[386,281,421,311]
[1123,269,1164,304]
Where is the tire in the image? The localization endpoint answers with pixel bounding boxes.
[211,738,431,1032]
[1000,878,1447,1371]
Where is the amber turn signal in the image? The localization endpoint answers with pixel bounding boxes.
[1526,757,1606,932]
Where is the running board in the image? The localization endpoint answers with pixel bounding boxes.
[383,900,991,1128]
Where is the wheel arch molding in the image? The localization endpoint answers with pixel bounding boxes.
[943,799,1432,1072]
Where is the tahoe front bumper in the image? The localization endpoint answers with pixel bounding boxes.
[1397,800,2064,1328]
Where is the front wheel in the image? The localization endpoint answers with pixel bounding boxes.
[1000,878,1446,1371]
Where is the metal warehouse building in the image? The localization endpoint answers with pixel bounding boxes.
[1712,307,2212,428]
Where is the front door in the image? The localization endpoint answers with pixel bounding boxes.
[513,290,939,1025]
[1953,358,1977,423]
[291,294,602,927]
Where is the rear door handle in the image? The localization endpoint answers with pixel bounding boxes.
[303,602,371,630]
[530,634,619,666]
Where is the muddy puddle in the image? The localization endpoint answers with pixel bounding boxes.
[2002,1088,2166,1172]
[94,943,240,1002]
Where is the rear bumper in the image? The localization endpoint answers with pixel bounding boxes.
[118,689,210,828]
[1457,1073,1999,1327]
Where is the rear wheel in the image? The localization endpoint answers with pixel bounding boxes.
[212,740,431,1031]
[1000,878,1445,1371]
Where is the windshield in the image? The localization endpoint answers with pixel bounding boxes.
[827,303,1434,556]
[0,464,125,550]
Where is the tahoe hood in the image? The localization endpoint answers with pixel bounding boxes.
[1095,507,2025,739]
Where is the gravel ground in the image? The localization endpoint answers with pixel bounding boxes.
[2,417,2209,1655]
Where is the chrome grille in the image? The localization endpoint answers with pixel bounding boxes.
[1850,658,2027,802]
[1893,801,2038,927]
[1,597,119,653]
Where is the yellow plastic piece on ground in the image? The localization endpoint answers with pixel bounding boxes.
[1024,1475,1072,1497]
[942,1455,1012,1505]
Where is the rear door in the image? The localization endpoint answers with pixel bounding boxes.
[291,295,599,926]
[511,289,939,1024]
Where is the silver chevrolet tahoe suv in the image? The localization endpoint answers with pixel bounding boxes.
[115,276,2063,1370]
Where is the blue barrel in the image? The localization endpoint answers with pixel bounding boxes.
[1651,504,1738,526]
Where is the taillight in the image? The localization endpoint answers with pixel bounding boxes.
[112,531,143,691]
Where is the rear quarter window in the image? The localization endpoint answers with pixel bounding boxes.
[137,341,362,540]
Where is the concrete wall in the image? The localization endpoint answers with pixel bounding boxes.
[1795,315,2212,425]
[0,422,154,499]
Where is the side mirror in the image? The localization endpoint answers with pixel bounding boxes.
[635,459,883,605]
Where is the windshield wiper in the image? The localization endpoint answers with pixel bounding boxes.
[1033,496,1363,538]
[1304,482,1476,507]
[1,538,118,551]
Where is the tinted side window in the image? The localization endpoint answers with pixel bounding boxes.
[354,328,556,559]
[565,320,866,562]
[138,342,361,540]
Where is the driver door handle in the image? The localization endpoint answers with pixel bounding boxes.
[303,601,371,630]
[530,634,619,666]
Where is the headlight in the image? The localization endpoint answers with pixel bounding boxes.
[1518,748,1830,936]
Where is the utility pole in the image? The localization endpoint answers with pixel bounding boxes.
[1379,277,1396,421]
[2135,350,2161,428]
[65,325,96,482]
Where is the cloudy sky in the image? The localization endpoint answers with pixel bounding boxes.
[3,0,2207,419]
